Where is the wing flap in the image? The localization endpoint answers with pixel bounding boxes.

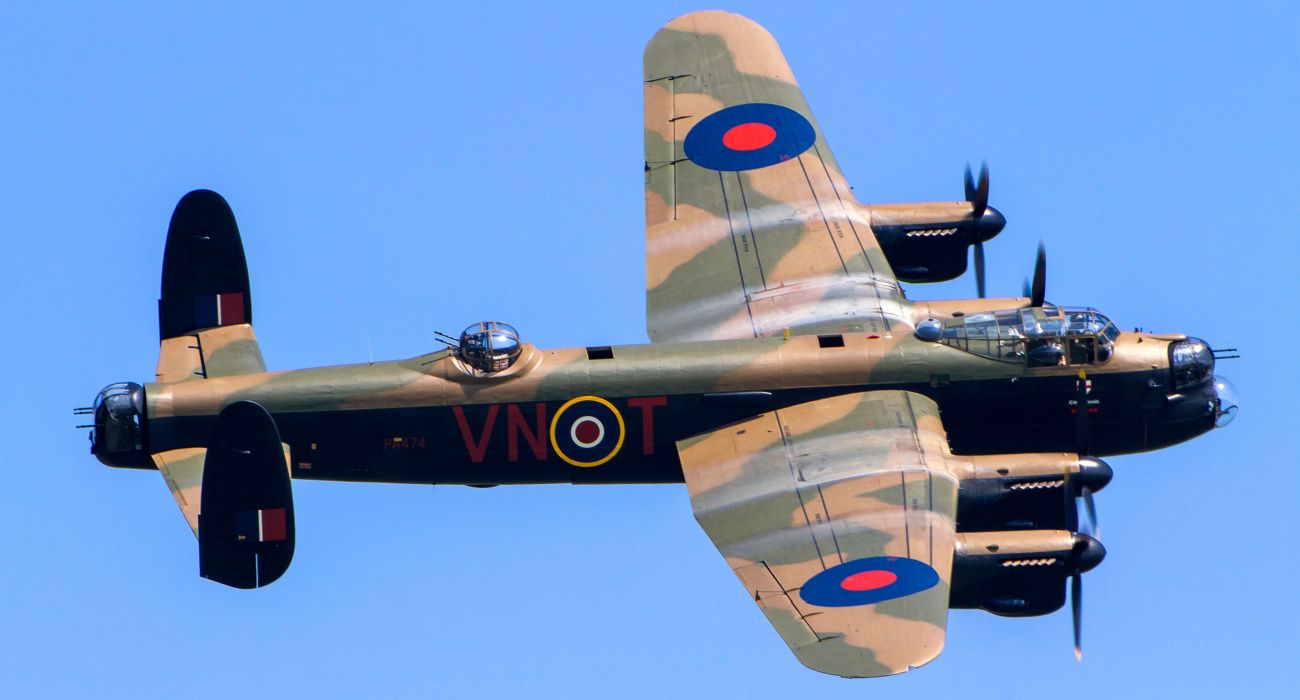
[678,390,958,677]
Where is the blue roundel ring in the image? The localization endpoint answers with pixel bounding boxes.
[683,103,817,172]
[799,556,940,608]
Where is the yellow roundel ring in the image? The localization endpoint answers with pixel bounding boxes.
[549,395,626,468]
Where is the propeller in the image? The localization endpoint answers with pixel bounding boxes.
[1070,369,1100,660]
[1029,242,1046,307]
[1071,571,1084,661]
[1074,370,1099,536]
[964,163,989,217]
[965,164,990,298]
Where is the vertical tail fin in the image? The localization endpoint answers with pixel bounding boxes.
[158,189,253,341]
[154,190,265,383]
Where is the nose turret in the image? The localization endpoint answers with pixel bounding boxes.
[1168,338,1239,429]
[1170,338,1215,390]
[1148,337,1238,448]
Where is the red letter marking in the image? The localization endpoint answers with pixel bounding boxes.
[453,405,499,463]
[627,396,668,455]
[507,403,548,462]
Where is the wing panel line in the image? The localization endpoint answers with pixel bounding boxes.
[735,173,769,289]
[775,410,829,570]
[811,143,895,333]
[899,470,912,559]
[815,482,846,565]
[795,156,850,275]
[717,170,760,337]
[928,472,936,566]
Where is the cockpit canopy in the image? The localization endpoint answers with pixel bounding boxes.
[457,321,522,373]
[917,306,1121,367]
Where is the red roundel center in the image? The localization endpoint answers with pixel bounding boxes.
[840,570,898,592]
[574,418,601,445]
[722,122,777,151]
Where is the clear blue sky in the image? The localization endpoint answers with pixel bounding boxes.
[3,2,1296,697]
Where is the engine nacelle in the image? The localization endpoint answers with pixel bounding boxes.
[951,530,1105,616]
[953,454,1112,531]
[869,202,1006,283]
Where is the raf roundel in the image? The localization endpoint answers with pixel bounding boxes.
[799,556,940,608]
[683,103,817,172]
[549,396,626,468]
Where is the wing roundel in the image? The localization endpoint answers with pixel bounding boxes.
[676,390,959,678]
[644,11,906,343]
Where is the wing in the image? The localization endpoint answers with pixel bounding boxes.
[644,11,907,343]
[676,390,958,677]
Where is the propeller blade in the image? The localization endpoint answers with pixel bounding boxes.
[1062,468,1079,533]
[964,163,989,217]
[1081,485,1098,538]
[974,242,987,298]
[1072,572,1083,661]
[1030,242,1047,307]
[1022,277,1031,299]
[1073,370,1100,535]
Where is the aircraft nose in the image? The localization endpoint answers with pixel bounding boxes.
[1212,375,1239,427]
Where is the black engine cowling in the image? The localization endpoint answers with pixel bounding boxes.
[951,530,1105,616]
[873,205,1006,283]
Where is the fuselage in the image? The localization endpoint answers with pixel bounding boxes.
[130,323,1217,486]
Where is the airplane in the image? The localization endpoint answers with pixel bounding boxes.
[79,10,1239,678]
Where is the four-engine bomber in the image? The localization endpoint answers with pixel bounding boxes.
[83,11,1237,679]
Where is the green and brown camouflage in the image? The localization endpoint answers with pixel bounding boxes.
[84,10,1236,679]
[645,11,1005,343]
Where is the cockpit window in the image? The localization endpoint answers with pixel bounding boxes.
[934,307,1119,366]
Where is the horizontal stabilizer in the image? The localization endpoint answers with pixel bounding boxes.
[198,401,294,589]
[159,190,253,341]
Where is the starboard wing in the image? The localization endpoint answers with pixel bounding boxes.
[677,390,958,677]
[644,11,906,343]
